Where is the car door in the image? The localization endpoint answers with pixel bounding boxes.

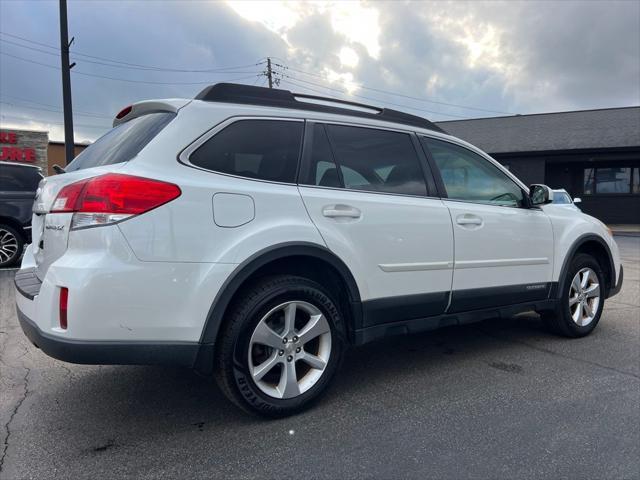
[298,122,454,329]
[420,137,554,312]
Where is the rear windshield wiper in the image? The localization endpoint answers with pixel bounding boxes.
[53,164,66,174]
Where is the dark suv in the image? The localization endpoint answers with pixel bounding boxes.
[0,162,43,267]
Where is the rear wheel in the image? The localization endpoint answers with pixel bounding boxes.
[0,224,23,268]
[214,275,346,417]
[543,253,605,337]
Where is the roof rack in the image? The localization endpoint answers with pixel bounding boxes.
[195,83,446,134]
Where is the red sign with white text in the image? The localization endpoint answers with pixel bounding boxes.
[0,131,36,163]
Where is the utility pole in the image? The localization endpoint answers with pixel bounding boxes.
[59,0,75,165]
[266,57,273,89]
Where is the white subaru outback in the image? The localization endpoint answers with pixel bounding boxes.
[15,83,623,417]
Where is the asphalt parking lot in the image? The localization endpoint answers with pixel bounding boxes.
[1,237,638,479]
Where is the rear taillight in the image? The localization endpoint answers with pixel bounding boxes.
[51,173,181,229]
[59,287,68,330]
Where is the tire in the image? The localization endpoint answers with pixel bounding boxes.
[543,253,606,337]
[214,275,346,417]
[0,224,24,268]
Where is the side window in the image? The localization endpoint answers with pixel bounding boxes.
[324,124,427,196]
[189,120,303,183]
[423,137,525,207]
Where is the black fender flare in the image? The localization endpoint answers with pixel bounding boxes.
[554,233,616,299]
[197,241,362,350]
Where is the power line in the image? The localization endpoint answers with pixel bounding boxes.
[276,63,514,115]
[0,113,109,130]
[0,37,266,73]
[1,31,512,115]
[0,100,111,120]
[0,31,265,73]
[0,93,109,117]
[0,51,262,85]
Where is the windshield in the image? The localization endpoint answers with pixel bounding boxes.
[553,192,572,204]
[65,112,175,172]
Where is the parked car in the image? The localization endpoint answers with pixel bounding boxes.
[0,161,43,267]
[552,188,582,211]
[14,83,623,417]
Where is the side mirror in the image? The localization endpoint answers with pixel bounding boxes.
[573,197,582,204]
[529,184,554,206]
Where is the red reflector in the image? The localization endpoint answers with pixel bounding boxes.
[116,105,132,119]
[51,174,181,214]
[59,287,68,330]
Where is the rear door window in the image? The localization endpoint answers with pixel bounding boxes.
[323,124,428,196]
[189,119,303,183]
[65,112,175,172]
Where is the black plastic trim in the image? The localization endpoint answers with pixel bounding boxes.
[410,133,439,197]
[195,83,445,133]
[556,234,616,298]
[362,291,449,328]
[449,282,553,313]
[14,267,42,300]
[608,265,623,298]
[194,242,362,373]
[417,134,448,198]
[17,307,198,367]
[355,298,559,345]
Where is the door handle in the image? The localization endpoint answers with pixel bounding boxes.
[322,204,361,219]
[456,214,483,226]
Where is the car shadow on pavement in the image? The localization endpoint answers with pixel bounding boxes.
[37,313,550,434]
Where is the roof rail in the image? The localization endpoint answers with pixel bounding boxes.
[195,83,446,133]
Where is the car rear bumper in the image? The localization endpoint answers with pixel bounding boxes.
[16,304,199,366]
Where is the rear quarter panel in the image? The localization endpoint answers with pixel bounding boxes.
[116,101,326,264]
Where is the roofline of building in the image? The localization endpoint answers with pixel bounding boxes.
[490,145,640,157]
[436,105,640,124]
[0,127,48,134]
[48,141,91,146]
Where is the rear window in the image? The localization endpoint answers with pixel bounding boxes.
[188,119,303,183]
[65,112,175,172]
[0,164,42,192]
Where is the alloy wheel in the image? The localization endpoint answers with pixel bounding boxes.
[568,267,601,326]
[0,228,19,265]
[248,300,332,399]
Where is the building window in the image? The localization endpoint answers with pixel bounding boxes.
[584,168,595,194]
[584,167,639,194]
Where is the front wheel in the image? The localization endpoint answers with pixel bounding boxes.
[214,275,346,417]
[543,253,605,337]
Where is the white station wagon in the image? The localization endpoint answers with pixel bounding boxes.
[15,83,623,416]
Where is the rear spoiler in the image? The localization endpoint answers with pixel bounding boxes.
[112,99,191,127]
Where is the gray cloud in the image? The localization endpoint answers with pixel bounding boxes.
[0,0,638,141]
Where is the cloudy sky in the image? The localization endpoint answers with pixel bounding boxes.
[0,0,638,142]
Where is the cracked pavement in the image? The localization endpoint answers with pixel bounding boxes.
[0,237,638,479]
